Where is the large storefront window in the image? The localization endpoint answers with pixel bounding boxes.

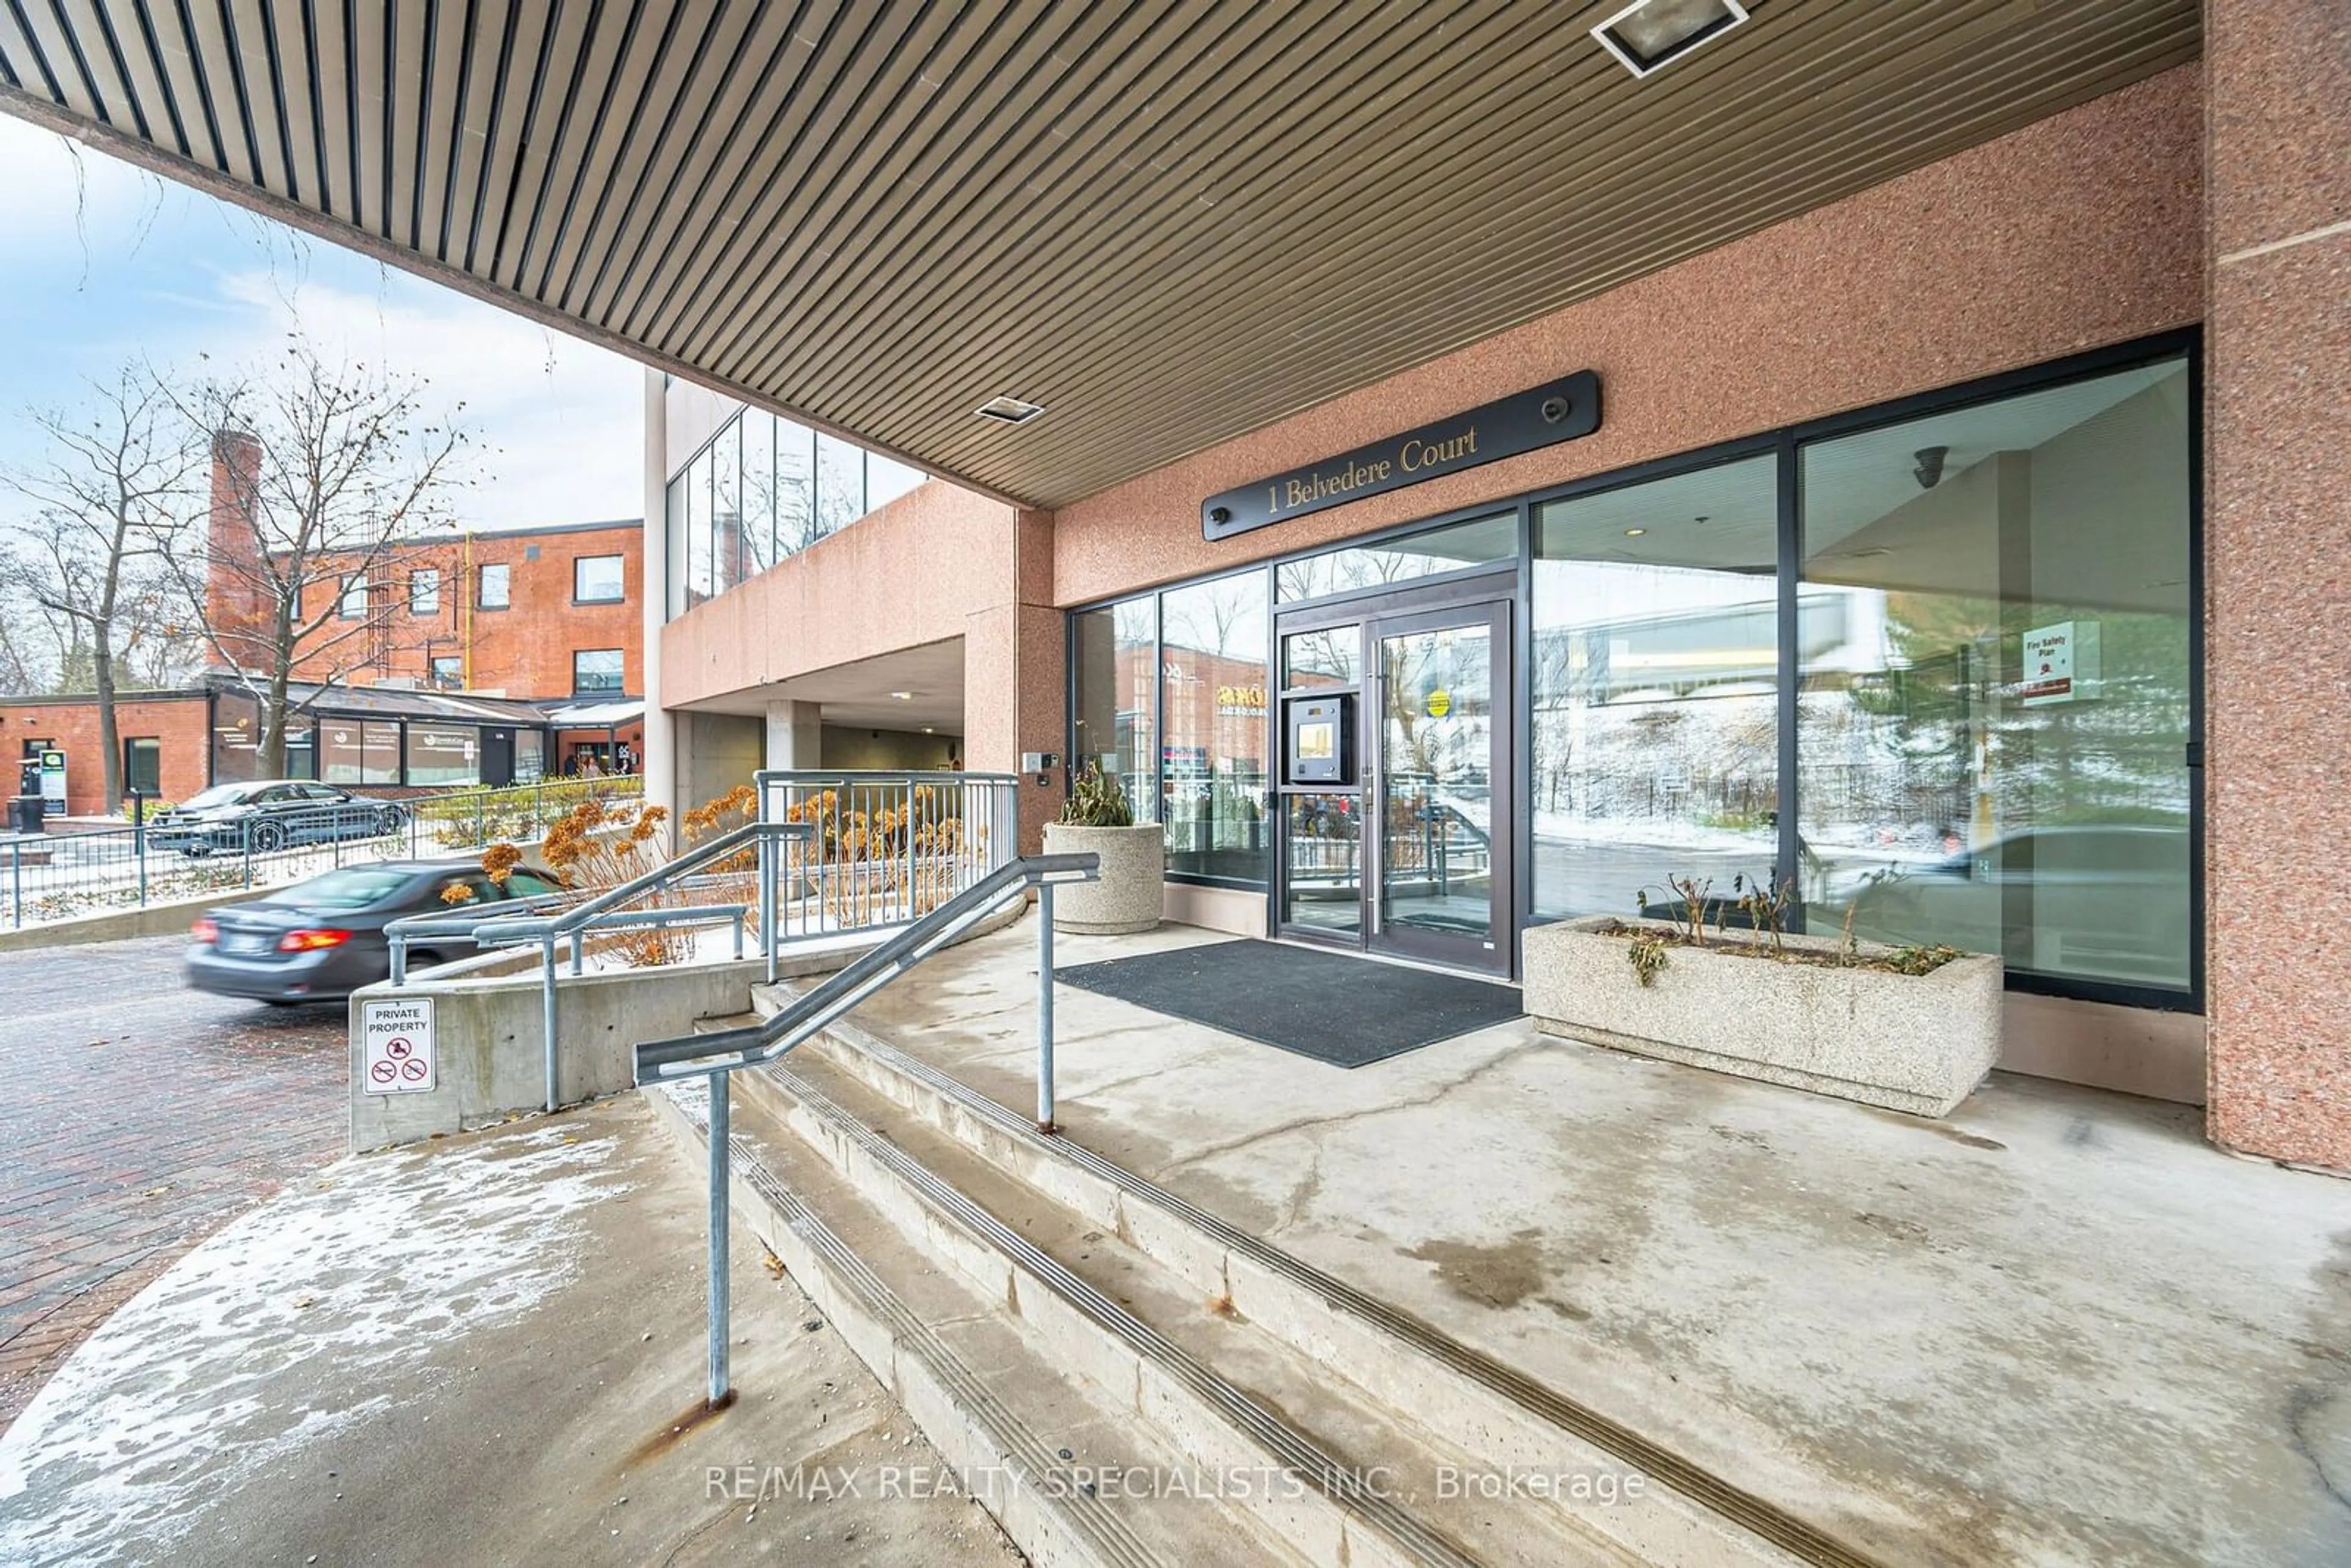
[404,724,481,787]
[1071,596,1159,822]
[1797,358,2194,992]
[322,720,402,786]
[1160,574,1270,882]
[1531,456,1780,918]
[1064,340,2197,1002]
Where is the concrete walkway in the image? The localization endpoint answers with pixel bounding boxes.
[0,1095,1021,1567]
[839,918,2351,1568]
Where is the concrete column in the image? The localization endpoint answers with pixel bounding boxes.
[962,509,1064,855]
[2203,1,2351,1169]
[640,367,677,839]
[765,700,822,770]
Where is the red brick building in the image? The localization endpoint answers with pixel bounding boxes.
[274,518,643,704]
[1,437,647,815]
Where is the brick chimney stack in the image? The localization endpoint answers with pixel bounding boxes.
[204,429,267,672]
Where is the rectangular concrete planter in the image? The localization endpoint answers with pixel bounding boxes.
[1522,917,2003,1117]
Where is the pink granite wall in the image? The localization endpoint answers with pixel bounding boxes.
[1054,67,2205,605]
[961,511,1067,853]
[2203,2,2351,1169]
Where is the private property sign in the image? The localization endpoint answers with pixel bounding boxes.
[359,996,438,1094]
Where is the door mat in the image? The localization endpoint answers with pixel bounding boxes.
[1053,939,1523,1068]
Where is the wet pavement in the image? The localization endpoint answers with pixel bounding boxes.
[0,933,347,1430]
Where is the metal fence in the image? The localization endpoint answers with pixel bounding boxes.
[0,775,645,931]
[755,770,1022,937]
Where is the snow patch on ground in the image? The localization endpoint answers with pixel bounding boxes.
[0,1120,628,1566]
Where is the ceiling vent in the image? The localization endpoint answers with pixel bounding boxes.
[975,395,1046,426]
[1591,0,1750,79]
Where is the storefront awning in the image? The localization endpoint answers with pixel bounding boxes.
[541,700,645,730]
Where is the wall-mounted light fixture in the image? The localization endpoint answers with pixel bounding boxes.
[1591,0,1750,79]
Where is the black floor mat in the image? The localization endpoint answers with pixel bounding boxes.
[1053,939,1523,1068]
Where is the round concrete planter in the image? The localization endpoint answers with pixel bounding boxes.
[1041,822,1164,934]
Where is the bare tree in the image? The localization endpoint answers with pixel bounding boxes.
[167,342,476,778]
[1,367,200,812]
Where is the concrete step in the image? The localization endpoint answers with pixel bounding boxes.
[739,1048,1628,1568]
[644,1078,1281,1568]
[751,979,1862,1568]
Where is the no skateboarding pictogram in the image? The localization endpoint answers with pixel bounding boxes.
[360,1000,438,1095]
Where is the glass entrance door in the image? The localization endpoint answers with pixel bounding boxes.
[1369,601,1510,971]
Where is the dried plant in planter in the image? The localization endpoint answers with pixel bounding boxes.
[784,784,983,928]
[1616,868,1964,983]
[478,797,680,967]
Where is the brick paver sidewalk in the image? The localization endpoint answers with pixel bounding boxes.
[0,934,347,1428]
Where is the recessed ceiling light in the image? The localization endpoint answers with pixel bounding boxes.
[1624,527,1647,536]
[975,394,1046,426]
[923,726,936,734]
[1591,0,1750,79]
[890,690,914,701]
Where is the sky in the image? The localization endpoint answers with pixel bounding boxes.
[0,113,645,532]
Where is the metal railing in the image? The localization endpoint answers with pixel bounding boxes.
[635,851,1100,1406]
[384,817,814,1112]
[378,768,1026,1118]
[0,775,643,931]
[753,769,1020,937]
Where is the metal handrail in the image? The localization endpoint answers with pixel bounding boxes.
[381,818,813,1113]
[635,850,1100,1406]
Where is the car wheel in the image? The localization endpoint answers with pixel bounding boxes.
[182,845,212,860]
[378,805,408,835]
[251,821,285,852]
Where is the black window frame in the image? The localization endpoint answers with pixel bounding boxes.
[409,568,442,616]
[1065,328,2203,1013]
[478,561,512,610]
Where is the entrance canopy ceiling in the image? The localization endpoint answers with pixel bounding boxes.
[0,2,2198,509]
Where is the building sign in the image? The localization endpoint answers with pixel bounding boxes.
[2020,620,2100,707]
[36,749,66,809]
[1216,684,1267,716]
[359,996,438,1094]
[1202,370,1602,541]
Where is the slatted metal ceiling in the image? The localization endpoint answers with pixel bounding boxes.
[0,2,2200,509]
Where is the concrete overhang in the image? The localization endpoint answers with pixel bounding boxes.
[0,2,2198,509]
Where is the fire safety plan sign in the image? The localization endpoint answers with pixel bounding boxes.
[2020,620,2101,707]
[359,997,437,1094]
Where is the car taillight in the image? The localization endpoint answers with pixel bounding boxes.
[278,928,353,953]
[191,918,218,943]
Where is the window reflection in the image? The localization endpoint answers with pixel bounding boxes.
[711,418,743,596]
[664,410,923,614]
[1161,573,1269,882]
[1071,596,1159,822]
[1276,512,1514,603]
[741,411,778,575]
[1798,359,2193,989]
[1531,457,1780,919]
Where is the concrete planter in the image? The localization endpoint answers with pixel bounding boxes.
[1522,917,2003,1117]
[1041,821,1164,934]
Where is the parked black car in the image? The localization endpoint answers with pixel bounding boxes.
[149,780,409,856]
[186,858,568,1003]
